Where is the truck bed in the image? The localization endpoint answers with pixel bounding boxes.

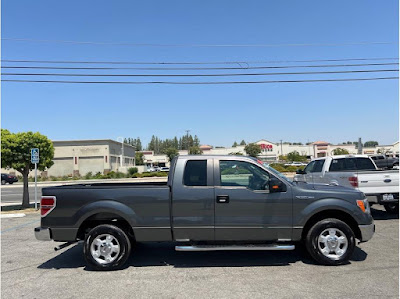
[41,181,172,242]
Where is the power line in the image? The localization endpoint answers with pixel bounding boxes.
[2,62,398,71]
[2,57,398,65]
[1,38,396,48]
[2,77,398,85]
[3,69,398,77]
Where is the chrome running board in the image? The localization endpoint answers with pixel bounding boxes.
[175,244,295,251]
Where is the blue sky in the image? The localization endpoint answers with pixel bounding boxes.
[1,0,399,147]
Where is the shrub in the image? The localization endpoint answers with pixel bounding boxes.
[94,172,103,179]
[269,163,286,173]
[285,166,299,172]
[128,167,138,175]
[84,172,93,179]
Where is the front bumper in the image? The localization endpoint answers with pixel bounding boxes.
[34,227,51,241]
[358,223,375,242]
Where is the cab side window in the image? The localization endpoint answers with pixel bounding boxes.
[220,161,270,191]
[183,160,207,186]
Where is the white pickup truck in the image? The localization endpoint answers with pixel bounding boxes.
[294,155,399,213]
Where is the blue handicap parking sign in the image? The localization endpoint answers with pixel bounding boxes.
[31,148,39,163]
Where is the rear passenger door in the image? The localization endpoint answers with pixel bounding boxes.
[171,158,215,241]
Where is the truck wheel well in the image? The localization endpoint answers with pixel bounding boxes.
[301,210,361,240]
[77,213,135,241]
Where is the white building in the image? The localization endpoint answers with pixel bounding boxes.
[141,139,399,166]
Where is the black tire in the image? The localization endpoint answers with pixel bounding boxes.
[9,182,13,184]
[84,224,131,271]
[1,180,6,185]
[384,203,399,214]
[305,218,355,266]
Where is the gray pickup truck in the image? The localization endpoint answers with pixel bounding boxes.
[35,155,374,270]
[370,155,399,169]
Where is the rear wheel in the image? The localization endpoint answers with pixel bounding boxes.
[84,224,131,271]
[1,180,6,185]
[9,182,13,184]
[305,218,355,265]
[384,203,399,214]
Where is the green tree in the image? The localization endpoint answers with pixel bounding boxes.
[189,146,203,155]
[287,151,307,162]
[164,147,179,161]
[364,141,378,148]
[193,135,200,147]
[1,129,54,208]
[244,143,261,157]
[240,140,246,146]
[232,141,238,147]
[332,148,349,155]
[135,152,144,165]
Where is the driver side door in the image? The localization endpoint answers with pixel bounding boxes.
[214,159,293,241]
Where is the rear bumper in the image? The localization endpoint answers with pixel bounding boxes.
[366,193,399,204]
[34,227,51,241]
[358,223,375,242]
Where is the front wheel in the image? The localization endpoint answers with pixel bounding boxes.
[305,218,355,265]
[384,203,399,214]
[1,180,6,185]
[84,224,131,271]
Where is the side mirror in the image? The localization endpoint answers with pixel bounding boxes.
[269,177,287,193]
[296,169,306,175]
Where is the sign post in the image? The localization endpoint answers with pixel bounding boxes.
[31,148,39,210]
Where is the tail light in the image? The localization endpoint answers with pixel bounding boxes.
[41,196,56,217]
[348,176,358,187]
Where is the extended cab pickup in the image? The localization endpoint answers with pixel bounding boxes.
[35,155,374,270]
[294,155,399,213]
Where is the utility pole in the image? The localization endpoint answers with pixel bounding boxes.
[185,130,190,152]
[280,140,283,156]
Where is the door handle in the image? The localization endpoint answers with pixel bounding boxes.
[216,195,229,203]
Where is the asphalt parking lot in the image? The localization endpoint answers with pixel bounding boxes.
[1,206,398,299]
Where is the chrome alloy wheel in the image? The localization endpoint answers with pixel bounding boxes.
[90,234,121,264]
[317,228,348,260]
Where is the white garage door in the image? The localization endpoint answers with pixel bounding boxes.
[79,156,104,176]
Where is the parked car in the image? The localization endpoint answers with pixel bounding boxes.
[35,155,374,270]
[1,173,18,185]
[370,154,399,169]
[147,166,160,172]
[159,167,170,172]
[294,155,399,213]
[284,161,307,166]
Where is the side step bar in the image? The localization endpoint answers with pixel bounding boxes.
[175,244,295,251]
